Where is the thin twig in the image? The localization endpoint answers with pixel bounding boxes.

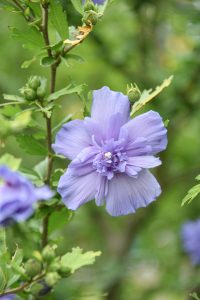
[40,3,58,248]
[0,273,45,297]
[12,0,35,23]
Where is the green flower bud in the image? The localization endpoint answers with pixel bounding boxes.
[127,83,141,103]
[24,259,42,278]
[84,0,96,12]
[22,87,37,101]
[30,282,44,297]
[45,272,60,287]
[36,86,46,99]
[58,265,71,278]
[28,76,41,90]
[83,11,98,26]
[48,260,61,272]
[42,245,56,263]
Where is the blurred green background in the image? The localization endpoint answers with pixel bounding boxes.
[1,0,200,299]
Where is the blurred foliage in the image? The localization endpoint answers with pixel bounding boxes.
[1,0,200,299]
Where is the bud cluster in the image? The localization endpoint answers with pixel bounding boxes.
[42,245,71,287]
[20,76,46,102]
[23,244,71,297]
[82,0,100,26]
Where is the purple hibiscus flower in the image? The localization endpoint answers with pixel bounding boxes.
[0,166,53,226]
[83,0,105,5]
[182,219,200,265]
[53,86,167,216]
[0,295,15,300]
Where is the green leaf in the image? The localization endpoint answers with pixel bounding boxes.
[17,135,47,156]
[49,208,73,234]
[49,0,69,40]
[3,94,25,102]
[0,154,21,170]
[190,293,200,300]
[130,76,173,117]
[0,229,7,254]
[7,247,24,287]
[182,181,200,206]
[47,84,86,102]
[1,105,21,117]
[34,158,48,180]
[40,56,56,67]
[0,268,6,292]
[62,54,84,67]
[21,56,37,69]
[10,26,44,51]
[71,0,83,15]
[11,110,32,131]
[61,247,101,274]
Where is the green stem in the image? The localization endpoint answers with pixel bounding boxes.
[40,2,59,248]
[0,273,45,297]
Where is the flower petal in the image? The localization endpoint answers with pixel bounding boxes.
[106,170,161,216]
[52,120,92,160]
[120,110,167,156]
[91,86,130,137]
[58,171,98,210]
[95,176,108,206]
[84,117,104,145]
[34,185,54,201]
[125,156,161,177]
[68,146,98,176]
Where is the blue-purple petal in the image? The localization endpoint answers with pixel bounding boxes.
[58,171,98,210]
[120,110,167,156]
[0,166,53,226]
[68,146,98,176]
[105,170,161,216]
[52,120,92,160]
[82,0,105,5]
[182,219,200,265]
[95,176,108,206]
[125,156,161,177]
[0,295,15,300]
[91,86,130,138]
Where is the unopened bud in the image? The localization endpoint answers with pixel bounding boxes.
[127,83,141,103]
[24,259,42,278]
[28,76,41,90]
[83,0,96,12]
[83,11,98,26]
[58,265,71,278]
[37,86,46,99]
[49,260,61,272]
[42,245,56,263]
[23,87,37,101]
[30,282,44,296]
[45,272,60,287]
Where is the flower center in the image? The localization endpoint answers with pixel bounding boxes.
[93,151,127,180]
[104,152,112,159]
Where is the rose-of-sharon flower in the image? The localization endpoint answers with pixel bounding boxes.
[83,0,105,4]
[0,166,53,226]
[0,295,15,300]
[182,219,200,265]
[53,86,167,216]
